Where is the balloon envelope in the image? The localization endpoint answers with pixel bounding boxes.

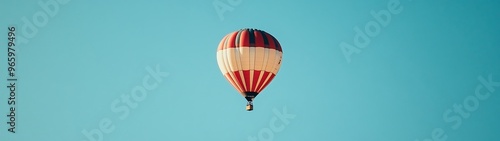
[216,28,283,111]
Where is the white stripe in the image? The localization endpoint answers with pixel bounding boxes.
[219,48,282,74]
[234,47,247,91]
[254,47,265,70]
[271,51,283,74]
[217,47,283,92]
[265,49,276,73]
[239,47,251,70]
[249,47,255,91]
[255,47,269,90]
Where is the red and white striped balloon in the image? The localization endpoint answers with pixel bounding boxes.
[216,28,283,111]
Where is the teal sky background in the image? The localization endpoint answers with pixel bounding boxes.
[1,0,500,141]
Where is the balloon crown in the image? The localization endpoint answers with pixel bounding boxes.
[239,28,265,32]
[237,28,274,36]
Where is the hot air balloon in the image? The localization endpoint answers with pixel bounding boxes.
[216,28,283,111]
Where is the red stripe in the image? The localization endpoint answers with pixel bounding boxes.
[233,71,246,92]
[264,33,277,50]
[239,30,250,47]
[255,71,270,93]
[227,32,238,48]
[254,30,265,47]
[224,73,243,93]
[219,29,282,51]
[251,70,261,92]
[273,37,282,52]
[226,71,278,93]
[257,73,276,93]
[243,70,251,91]
[217,35,227,51]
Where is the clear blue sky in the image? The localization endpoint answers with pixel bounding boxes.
[1,0,500,141]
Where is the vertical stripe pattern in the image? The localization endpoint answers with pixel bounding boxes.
[217,28,283,97]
